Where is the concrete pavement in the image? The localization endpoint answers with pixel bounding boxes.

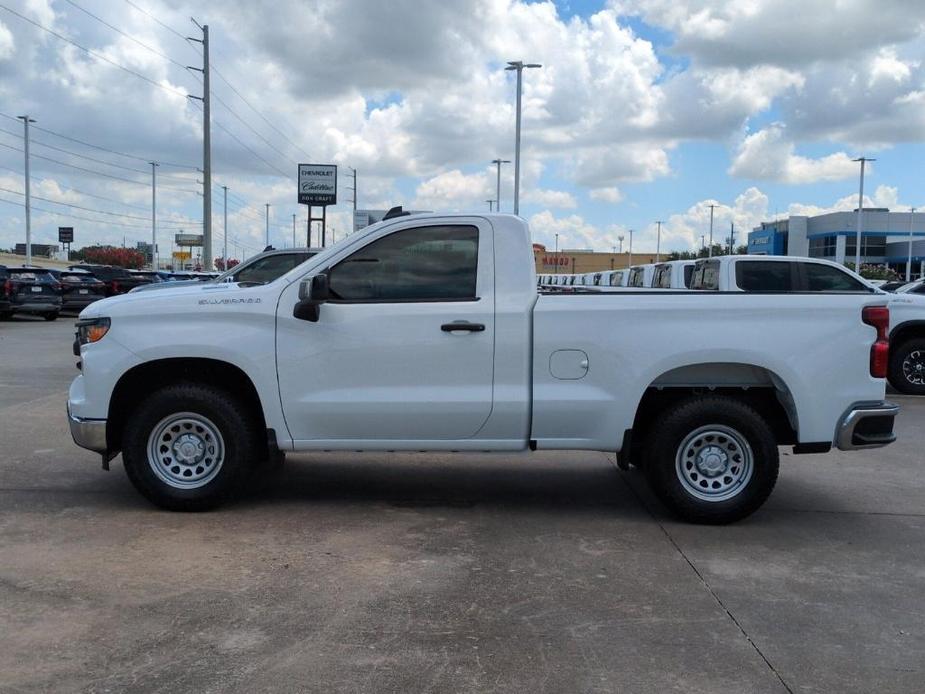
[0,316,922,693]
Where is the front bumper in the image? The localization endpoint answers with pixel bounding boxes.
[835,401,899,450]
[67,404,108,454]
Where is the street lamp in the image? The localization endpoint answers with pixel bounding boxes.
[628,229,634,268]
[491,158,510,212]
[618,235,624,254]
[853,157,875,269]
[907,207,917,282]
[505,61,541,216]
[655,221,664,263]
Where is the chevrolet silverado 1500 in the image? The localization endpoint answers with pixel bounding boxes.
[68,214,897,523]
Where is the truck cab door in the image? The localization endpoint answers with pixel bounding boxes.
[275,219,495,444]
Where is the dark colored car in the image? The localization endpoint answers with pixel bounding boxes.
[68,264,153,295]
[51,269,107,312]
[129,270,167,284]
[0,265,11,316]
[1,267,63,320]
[879,281,908,292]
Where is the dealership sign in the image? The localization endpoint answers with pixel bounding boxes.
[175,233,204,246]
[298,164,337,205]
[543,255,571,266]
[58,226,74,243]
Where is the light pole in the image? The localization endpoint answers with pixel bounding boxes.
[700,235,705,255]
[491,158,510,212]
[554,232,559,272]
[908,208,917,282]
[655,221,664,263]
[17,115,34,266]
[292,213,297,248]
[853,157,875,270]
[618,235,624,254]
[222,185,228,269]
[505,61,541,216]
[628,229,634,268]
[265,203,270,247]
[150,161,159,270]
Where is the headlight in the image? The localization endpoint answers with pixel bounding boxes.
[76,317,110,346]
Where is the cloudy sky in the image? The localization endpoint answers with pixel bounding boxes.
[0,0,923,260]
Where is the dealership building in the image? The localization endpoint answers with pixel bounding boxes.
[533,245,659,275]
[748,208,925,274]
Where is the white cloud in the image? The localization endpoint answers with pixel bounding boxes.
[0,20,13,60]
[589,187,624,204]
[728,125,857,183]
[523,188,576,209]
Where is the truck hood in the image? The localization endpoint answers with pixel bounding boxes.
[78,280,274,319]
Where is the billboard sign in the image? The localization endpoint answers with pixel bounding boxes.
[175,233,204,246]
[298,164,337,205]
[58,227,74,243]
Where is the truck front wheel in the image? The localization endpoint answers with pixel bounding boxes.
[642,396,779,524]
[121,384,260,511]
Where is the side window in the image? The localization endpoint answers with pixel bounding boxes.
[912,284,925,295]
[690,261,720,290]
[653,267,671,288]
[235,254,304,284]
[610,271,623,287]
[328,225,479,302]
[801,263,868,291]
[736,261,794,291]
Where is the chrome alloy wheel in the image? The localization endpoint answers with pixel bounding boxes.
[902,349,925,386]
[675,425,754,502]
[146,412,225,489]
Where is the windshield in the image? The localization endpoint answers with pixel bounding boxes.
[222,252,317,285]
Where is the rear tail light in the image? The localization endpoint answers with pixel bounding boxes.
[2,279,10,297]
[862,306,890,379]
[110,280,120,294]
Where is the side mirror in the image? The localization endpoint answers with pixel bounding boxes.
[293,273,329,322]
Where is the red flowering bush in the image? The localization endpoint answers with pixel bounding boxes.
[79,246,146,269]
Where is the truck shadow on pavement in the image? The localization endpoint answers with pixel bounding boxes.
[236,453,654,517]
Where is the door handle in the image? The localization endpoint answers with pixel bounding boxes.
[441,321,485,332]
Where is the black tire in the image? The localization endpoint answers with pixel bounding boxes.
[642,396,779,524]
[43,312,59,321]
[121,383,261,511]
[888,338,925,395]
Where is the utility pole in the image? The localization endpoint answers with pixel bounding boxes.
[491,158,510,212]
[853,157,875,270]
[907,208,917,282]
[265,203,270,247]
[187,21,212,268]
[655,221,664,263]
[618,235,624,254]
[728,222,735,255]
[700,235,705,256]
[222,185,228,267]
[707,204,717,258]
[628,229,634,268]
[344,166,357,215]
[17,115,34,265]
[150,161,159,270]
[292,213,297,248]
[505,61,541,215]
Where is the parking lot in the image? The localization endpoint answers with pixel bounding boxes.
[1,315,923,693]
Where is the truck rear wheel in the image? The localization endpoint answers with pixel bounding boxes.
[888,338,925,395]
[642,396,779,524]
[121,384,260,511]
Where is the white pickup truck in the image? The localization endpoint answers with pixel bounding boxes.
[68,214,898,523]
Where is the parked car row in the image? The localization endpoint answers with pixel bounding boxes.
[539,259,696,290]
[0,264,220,320]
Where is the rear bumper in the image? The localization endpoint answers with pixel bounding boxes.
[67,404,108,454]
[13,300,61,313]
[835,401,899,450]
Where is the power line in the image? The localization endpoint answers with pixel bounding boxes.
[122,0,188,43]
[0,112,197,169]
[210,90,298,169]
[0,140,200,192]
[62,0,187,69]
[0,163,150,211]
[0,184,201,224]
[0,195,193,230]
[0,3,191,99]
[209,62,311,161]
